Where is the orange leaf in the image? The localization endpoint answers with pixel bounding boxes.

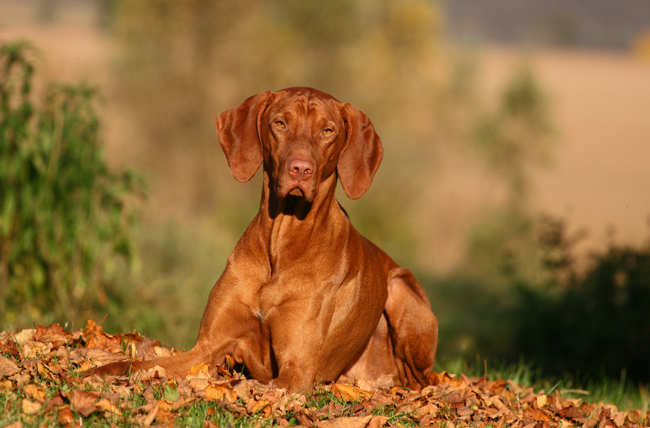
[96,397,123,416]
[332,384,372,402]
[246,399,270,414]
[24,384,47,403]
[204,384,237,402]
[34,324,72,346]
[22,399,42,415]
[187,363,211,379]
[155,408,177,426]
[57,405,74,425]
[70,389,99,417]
[316,415,373,428]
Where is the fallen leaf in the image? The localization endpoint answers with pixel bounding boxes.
[13,329,35,346]
[141,401,159,426]
[187,362,211,379]
[96,397,123,416]
[559,405,583,420]
[316,415,373,428]
[246,398,269,414]
[367,415,389,428]
[34,324,73,346]
[25,384,47,403]
[70,389,100,417]
[0,355,19,377]
[0,337,20,357]
[332,384,372,402]
[164,384,181,402]
[155,408,177,426]
[528,407,553,423]
[57,405,75,425]
[204,384,237,402]
[21,399,42,415]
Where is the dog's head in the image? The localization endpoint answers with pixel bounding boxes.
[216,87,383,202]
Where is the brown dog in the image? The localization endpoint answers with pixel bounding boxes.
[91,87,438,393]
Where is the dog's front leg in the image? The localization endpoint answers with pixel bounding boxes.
[263,296,331,393]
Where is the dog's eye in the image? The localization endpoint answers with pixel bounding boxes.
[275,121,286,129]
[322,128,333,135]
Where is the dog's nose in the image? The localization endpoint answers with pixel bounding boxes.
[288,158,313,181]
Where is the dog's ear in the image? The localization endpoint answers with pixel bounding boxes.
[216,91,273,183]
[337,103,384,200]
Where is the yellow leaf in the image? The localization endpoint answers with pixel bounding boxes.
[96,397,123,416]
[204,384,237,402]
[332,384,372,402]
[21,399,42,415]
[186,362,211,379]
[14,329,35,346]
[246,399,269,414]
[25,384,47,403]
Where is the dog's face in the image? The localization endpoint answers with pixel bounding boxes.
[261,89,346,202]
[217,87,383,202]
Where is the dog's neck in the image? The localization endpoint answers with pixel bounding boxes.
[257,171,349,268]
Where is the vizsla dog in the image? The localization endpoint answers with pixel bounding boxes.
[91,87,438,393]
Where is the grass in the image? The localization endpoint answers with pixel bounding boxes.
[2,351,648,427]
[437,356,650,413]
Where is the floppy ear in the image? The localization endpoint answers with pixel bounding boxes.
[216,91,273,183]
[337,103,384,200]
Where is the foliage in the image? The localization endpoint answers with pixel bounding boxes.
[473,63,554,202]
[0,41,145,330]
[432,215,650,385]
[1,323,648,427]
[515,217,650,383]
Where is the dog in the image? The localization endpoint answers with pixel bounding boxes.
[90,87,438,393]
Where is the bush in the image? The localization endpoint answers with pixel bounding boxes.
[516,217,650,382]
[0,41,145,329]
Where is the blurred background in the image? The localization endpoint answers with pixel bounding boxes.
[1,0,650,385]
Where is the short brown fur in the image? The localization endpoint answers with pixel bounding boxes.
[90,88,438,393]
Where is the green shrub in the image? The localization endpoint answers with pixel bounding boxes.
[0,41,145,329]
[516,217,650,383]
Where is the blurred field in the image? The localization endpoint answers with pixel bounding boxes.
[478,47,650,257]
[2,1,649,272]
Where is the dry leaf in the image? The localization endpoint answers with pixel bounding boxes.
[332,384,372,402]
[24,384,47,403]
[0,355,19,377]
[204,384,237,402]
[187,362,211,379]
[96,397,123,416]
[21,399,42,415]
[246,399,269,414]
[34,324,72,346]
[1,323,647,428]
[317,415,374,428]
[70,389,100,416]
[155,408,177,426]
[13,329,35,346]
[367,415,389,428]
[141,401,159,426]
[57,405,74,425]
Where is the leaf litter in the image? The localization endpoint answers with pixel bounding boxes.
[0,321,647,427]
